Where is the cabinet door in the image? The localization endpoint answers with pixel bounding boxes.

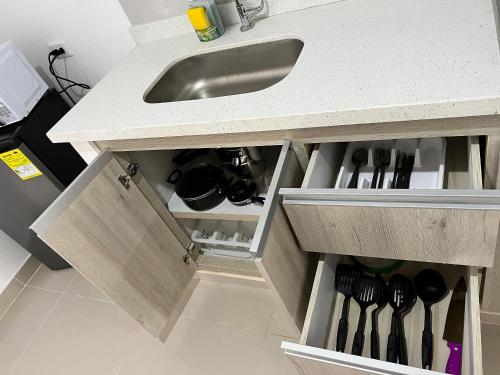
[31,151,198,339]
[253,144,316,337]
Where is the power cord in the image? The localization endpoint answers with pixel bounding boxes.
[48,48,90,105]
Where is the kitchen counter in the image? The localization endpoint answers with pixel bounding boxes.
[48,0,500,144]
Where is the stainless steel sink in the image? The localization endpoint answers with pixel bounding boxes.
[144,38,304,103]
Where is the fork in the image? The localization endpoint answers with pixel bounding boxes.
[371,149,391,189]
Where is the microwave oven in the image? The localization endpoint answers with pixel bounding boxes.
[0,41,48,126]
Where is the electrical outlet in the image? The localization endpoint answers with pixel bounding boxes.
[47,41,73,58]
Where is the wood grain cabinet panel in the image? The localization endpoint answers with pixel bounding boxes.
[31,152,197,338]
[284,203,500,267]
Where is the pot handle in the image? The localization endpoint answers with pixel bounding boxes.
[167,169,182,184]
[252,196,266,206]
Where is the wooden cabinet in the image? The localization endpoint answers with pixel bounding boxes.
[30,143,315,340]
[281,137,500,267]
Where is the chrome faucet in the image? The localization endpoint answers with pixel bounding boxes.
[233,0,265,32]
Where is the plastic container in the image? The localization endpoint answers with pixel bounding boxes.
[335,138,446,189]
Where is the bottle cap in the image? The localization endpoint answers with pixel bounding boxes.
[187,7,212,31]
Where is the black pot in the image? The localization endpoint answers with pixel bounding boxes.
[228,179,265,206]
[167,163,229,211]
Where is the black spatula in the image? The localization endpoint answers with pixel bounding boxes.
[351,275,380,355]
[386,274,416,365]
[370,274,388,359]
[335,264,362,352]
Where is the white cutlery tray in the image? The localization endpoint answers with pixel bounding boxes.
[334,138,446,189]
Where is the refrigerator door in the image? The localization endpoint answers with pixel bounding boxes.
[0,143,69,269]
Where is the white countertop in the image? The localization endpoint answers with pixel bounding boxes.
[48,0,500,143]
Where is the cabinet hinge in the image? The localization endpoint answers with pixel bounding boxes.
[182,242,196,264]
[118,162,139,189]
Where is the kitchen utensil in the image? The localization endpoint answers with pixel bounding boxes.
[370,274,388,359]
[347,148,368,188]
[391,151,402,188]
[167,163,230,211]
[227,179,265,206]
[400,154,415,189]
[335,264,362,352]
[371,149,383,189]
[415,269,448,370]
[377,148,391,189]
[351,275,380,355]
[386,274,416,364]
[216,147,265,180]
[394,153,407,188]
[371,149,391,189]
[443,277,467,375]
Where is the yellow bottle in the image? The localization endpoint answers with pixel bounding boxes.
[187,7,220,42]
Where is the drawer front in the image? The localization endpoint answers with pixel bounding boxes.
[283,201,500,267]
[282,255,483,375]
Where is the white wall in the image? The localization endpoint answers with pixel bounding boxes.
[0,0,136,283]
[0,230,29,293]
[0,0,136,103]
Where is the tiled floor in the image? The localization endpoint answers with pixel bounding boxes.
[2,264,500,375]
[0,265,299,375]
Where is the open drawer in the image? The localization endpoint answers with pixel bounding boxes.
[282,255,483,375]
[280,136,500,267]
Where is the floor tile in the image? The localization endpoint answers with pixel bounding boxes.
[66,273,111,301]
[118,315,265,375]
[27,265,76,292]
[14,256,41,285]
[10,293,139,375]
[0,287,60,374]
[482,323,500,375]
[267,306,299,339]
[0,279,24,318]
[254,334,299,375]
[182,280,276,331]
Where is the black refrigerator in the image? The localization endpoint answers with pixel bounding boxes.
[0,90,87,269]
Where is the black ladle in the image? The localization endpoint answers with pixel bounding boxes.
[414,269,447,370]
[351,275,380,356]
[370,274,388,359]
[386,274,416,365]
[347,148,368,188]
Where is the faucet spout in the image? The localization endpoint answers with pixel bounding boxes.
[233,0,265,32]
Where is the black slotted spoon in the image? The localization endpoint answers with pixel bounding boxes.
[335,264,362,352]
[370,274,388,359]
[351,275,380,356]
[386,274,416,365]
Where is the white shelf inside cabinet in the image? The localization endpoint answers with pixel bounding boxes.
[167,192,263,222]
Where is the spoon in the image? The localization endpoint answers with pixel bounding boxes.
[351,275,380,355]
[347,148,368,188]
[370,274,388,359]
[386,274,416,365]
[414,269,447,370]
